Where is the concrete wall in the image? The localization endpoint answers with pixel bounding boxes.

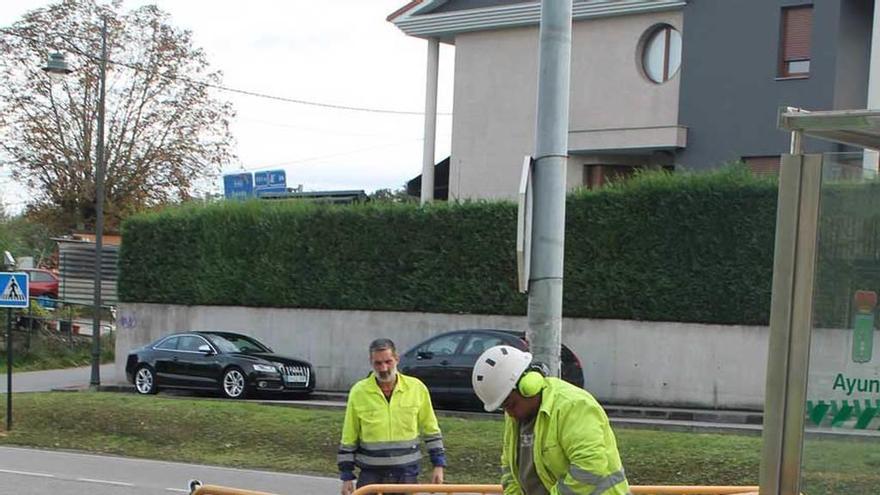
[449,10,682,200]
[117,303,779,410]
[676,0,869,170]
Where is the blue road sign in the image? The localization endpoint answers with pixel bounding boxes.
[254,169,287,197]
[0,272,29,308]
[223,172,254,199]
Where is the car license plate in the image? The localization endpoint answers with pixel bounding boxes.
[285,374,307,384]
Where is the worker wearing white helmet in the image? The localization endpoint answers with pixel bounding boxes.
[472,345,630,495]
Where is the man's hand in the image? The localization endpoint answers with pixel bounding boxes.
[341,480,355,495]
[432,466,445,484]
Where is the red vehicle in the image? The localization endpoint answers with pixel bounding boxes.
[23,268,59,299]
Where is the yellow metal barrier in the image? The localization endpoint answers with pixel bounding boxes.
[632,488,758,495]
[350,484,760,495]
[351,484,500,494]
[190,483,279,495]
[188,481,760,495]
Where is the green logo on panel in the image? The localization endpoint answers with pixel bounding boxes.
[807,399,880,429]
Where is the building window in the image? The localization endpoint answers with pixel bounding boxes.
[641,24,682,84]
[743,156,781,176]
[779,5,813,78]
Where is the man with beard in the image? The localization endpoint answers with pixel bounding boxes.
[338,338,446,495]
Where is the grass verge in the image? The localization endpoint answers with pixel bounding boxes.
[0,392,874,494]
[0,333,114,372]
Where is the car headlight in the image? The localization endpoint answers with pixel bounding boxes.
[252,364,278,373]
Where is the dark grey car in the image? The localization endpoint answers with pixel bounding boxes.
[398,329,584,409]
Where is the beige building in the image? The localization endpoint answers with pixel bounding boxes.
[392,0,686,200]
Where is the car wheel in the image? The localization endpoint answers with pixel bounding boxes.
[221,367,248,399]
[134,365,158,395]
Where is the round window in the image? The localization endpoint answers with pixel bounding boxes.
[642,25,682,84]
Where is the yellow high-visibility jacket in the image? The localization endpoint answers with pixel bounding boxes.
[338,372,445,480]
[501,378,630,495]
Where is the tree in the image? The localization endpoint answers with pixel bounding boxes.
[0,206,54,267]
[0,0,235,232]
[369,186,417,203]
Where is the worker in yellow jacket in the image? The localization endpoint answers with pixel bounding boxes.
[472,345,630,495]
[338,338,445,495]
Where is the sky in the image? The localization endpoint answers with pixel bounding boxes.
[0,0,455,214]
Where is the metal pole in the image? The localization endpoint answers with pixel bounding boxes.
[790,130,803,155]
[6,308,12,431]
[90,16,107,389]
[420,38,440,205]
[759,153,823,495]
[26,301,32,351]
[526,0,572,376]
[863,0,880,171]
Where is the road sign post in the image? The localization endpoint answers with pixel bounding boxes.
[1,271,29,431]
[6,307,11,431]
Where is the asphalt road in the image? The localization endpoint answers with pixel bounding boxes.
[0,445,338,495]
[0,364,118,393]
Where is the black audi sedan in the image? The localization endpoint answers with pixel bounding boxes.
[125,331,315,399]
[398,329,584,409]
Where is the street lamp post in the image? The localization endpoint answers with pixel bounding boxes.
[43,16,108,389]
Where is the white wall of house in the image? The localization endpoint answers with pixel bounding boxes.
[449,10,683,200]
[117,303,784,410]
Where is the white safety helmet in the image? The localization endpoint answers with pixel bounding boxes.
[471,345,532,412]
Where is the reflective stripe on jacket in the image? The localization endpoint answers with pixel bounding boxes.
[338,372,446,480]
[501,378,630,495]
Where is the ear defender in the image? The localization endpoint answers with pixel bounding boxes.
[517,371,545,398]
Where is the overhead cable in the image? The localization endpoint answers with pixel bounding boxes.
[0,27,451,116]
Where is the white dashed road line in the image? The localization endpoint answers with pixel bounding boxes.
[76,477,136,487]
[0,468,56,478]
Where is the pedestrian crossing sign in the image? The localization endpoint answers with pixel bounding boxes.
[0,272,29,308]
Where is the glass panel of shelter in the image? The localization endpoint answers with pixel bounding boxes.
[802,152,880,493]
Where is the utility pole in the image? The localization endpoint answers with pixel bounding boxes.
[526,0,572,376]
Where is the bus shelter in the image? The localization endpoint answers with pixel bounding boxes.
[762,108,880,494]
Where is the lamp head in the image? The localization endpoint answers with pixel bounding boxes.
[3,251,15,270]
[42,51,73,81]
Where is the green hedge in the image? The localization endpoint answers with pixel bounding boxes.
[120,167,794,325]
[119,200,526,315]
[564,168,778,325]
